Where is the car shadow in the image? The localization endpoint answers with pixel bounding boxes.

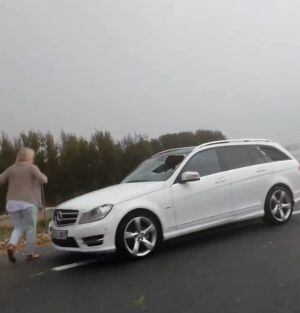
[161,218,267,252]
[50,217,279,271]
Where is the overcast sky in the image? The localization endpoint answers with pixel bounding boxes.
[1,0,300,144]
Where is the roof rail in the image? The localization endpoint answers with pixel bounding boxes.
[151,139,272,157]
[152,146,196,157]
[199,139,272,148]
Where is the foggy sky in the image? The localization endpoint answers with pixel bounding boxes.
[1,0,300,144]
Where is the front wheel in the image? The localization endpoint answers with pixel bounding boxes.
[116,211,161,259]
[264,187,294,225]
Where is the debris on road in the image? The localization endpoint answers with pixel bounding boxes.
[0,232,51,255]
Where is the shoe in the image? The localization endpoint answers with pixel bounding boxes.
[7,245,17,264]
[26,254,40,262]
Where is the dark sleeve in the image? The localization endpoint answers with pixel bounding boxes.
[31,165,48,184]
[0,168,9,186]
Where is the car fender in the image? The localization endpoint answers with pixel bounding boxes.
[113,187,175,234]
[267,174,295,199]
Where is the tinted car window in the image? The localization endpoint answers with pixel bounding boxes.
[258,146,291,162]
[217,146,253,171]
[181,148,221,177]
[247,145,268,165]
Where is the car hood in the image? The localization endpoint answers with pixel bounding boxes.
[57,182,166,212]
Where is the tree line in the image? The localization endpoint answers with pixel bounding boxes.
[0,129,226,212]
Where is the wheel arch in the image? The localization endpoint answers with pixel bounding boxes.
[115,208,164,244]
[265,183,295,207]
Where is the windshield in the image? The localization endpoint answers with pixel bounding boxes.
[123,148,194,183]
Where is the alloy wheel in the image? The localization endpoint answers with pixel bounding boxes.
[124,216,157,257]
[270,189,292,222]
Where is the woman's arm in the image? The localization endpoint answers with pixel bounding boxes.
[31,165,48,184]
[0,169,9,186]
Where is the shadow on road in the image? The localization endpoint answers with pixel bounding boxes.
[49,217,279,271]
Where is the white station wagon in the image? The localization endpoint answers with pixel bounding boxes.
[51,139,300,258]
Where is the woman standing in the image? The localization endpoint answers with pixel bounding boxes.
[0,147,48,263]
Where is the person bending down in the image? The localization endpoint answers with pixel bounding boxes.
[0,147,48,263]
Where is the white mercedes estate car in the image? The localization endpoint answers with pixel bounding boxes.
[51,139,300,258]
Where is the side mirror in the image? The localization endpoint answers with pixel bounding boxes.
[181,171,200,183]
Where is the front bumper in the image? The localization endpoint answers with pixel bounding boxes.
[50,218,117,253]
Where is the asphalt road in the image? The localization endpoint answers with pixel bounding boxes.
[2,213,300,313]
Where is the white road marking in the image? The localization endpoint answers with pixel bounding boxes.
[293,210,300,215]
[52,258,99,272]
[29,272,45,278]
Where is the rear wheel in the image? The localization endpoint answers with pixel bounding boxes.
[116,211,161,259]
[264,186,294,225]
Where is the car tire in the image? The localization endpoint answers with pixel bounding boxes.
[264,186,294,225]
[116,211,162,259]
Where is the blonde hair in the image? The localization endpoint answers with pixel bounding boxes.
[16,147,35,163]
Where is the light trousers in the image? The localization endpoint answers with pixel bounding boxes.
[9,206,38,255]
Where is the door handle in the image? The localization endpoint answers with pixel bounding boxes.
[215,178,226,184]
[256,169,266,173]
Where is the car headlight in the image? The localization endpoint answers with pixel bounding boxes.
[79,204,113,224]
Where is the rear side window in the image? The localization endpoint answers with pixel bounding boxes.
[247,146,268,165]
[217,146,252,171]
[181,148,221,177]
[258,146,291,162]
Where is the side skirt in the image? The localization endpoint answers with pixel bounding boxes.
[163,210,264,241]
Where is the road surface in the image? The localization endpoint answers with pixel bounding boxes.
[1,212,300,313]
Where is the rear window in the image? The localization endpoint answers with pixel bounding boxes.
[258,146,291,162]
[247,146,268,165]
[216,145,268,171]
[217,146,252,171]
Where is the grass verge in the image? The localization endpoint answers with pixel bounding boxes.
[0,218,52,255]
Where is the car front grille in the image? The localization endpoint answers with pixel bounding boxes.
[53,209,79,227]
